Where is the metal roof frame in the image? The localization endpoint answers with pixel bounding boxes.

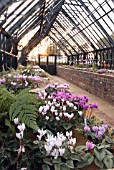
[0,0,113,59]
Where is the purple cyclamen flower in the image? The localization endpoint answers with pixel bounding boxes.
[84,126,90,132]
[99,126,106,133]
[91,102,98,109]
[92,126,99,132]
[83,104,89,110]
[82,96,89,102]
[96,130,104,138]
[86,141,94,150]
[102,124,108,130]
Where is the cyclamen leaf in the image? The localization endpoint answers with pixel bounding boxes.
[70,154,81,161]
[94,158,104,168]
[54,164,60,170]
[63,123,72,130]
[105,149,114,157]
[94,148,106,161]
[61,164,71,170]
[66,160,74,169]
[52,157,61,164]
[103,156,113,169]
[83,153,94,164]
[77,160,91,168]
[42,164,50,170]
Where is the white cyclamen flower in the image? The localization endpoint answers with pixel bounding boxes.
[59,148,65,156]
[68,146,74,152]
[64,112,68,117]
[45,116,49,120]
[55,111,58,116]
[55,139,62,147]
[25,81,28,86]
[78,111,82,116]
[56,117,60,121]
[18,145,25,153]
[16,131,23,140]
[57,133,66,142]
[59,112,63,117]
[68,103,74,107]
[37,129,46,140]
[66,131,72,138]
[39,106,43,113]
[17,123,25,132]
[63,106,66,111]
[56,103,60,107]
[45,144,53,154]
[74,106,77,110]
[68,138,76,146]
[51,149,59,159]
[51,106,55,112]
[14,118,18,125]
[67,113,74,119]
[53,98,56,102]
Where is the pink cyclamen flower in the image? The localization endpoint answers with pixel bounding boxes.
[92,126,99,132]
[90,102,98,109]
[96,130,104,138]
[102,124,108,130]
[84,126,90,132]
[83,104,89,110]
[86,141,94,150]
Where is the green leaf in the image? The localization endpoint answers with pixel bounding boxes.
[66,160,74,169]
[106,136,113,143]
[97,144,110,149]
[42,164,50,170]
[75,145,87,152]
[94,148,106,161]
[9,90,38,130]
[52,157,61,164]
[83,153,94,164]
[54,164,60,170]
[103,156,113,169]
[94,158,104,168]
[105,149,114,157]
[60,163,70,170]
[77,161,91,168]
[70,154,81,161]
[43,158,53,166]
[63,123,72,130]
[5,119,11,128]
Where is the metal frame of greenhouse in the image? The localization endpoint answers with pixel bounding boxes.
[0,0,114,72]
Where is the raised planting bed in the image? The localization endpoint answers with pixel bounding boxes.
[57,66,114,105]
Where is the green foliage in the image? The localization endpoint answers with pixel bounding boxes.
[0,132,18,170]
[76,152,94,168]
[94,144,114,169]
[0,86,15,115]
[9,89,39,131]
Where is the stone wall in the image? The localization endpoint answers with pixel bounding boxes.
[57,66,114,105]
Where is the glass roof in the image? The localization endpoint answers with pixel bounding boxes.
[0,0,114,56]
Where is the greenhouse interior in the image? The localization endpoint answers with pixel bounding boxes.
[0,0,114,170]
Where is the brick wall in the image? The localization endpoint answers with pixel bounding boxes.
[57,66,114,104]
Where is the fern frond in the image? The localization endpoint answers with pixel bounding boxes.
[0,86,15,114]
[9,89,39,131]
